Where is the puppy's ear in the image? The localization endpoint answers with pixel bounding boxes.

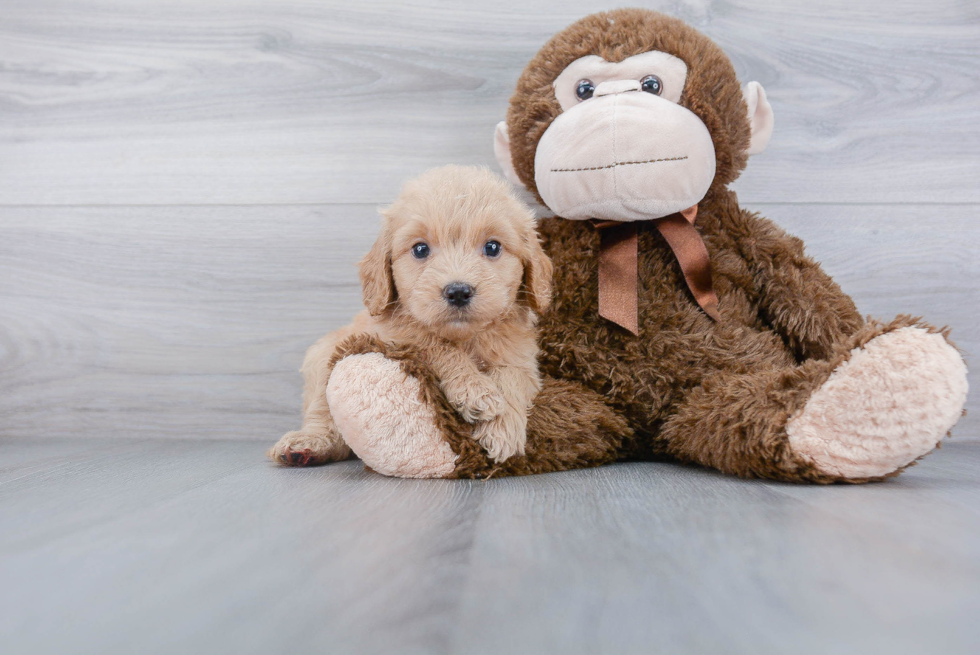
[359,222,396,315]
[521,233,553,314]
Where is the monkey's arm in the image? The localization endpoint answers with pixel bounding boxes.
[325,332,633,478]
[731,208,864,361]
[424,343,504,423]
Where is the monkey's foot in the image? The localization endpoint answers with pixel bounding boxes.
[326,353,458,478]
[787,326,968,479]
[267,430,350,466]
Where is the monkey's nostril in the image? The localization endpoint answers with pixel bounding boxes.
[443,282,474,308]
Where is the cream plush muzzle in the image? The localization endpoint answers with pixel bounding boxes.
[532,88,716,221]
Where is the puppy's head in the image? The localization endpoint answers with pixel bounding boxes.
[360,165,552,340]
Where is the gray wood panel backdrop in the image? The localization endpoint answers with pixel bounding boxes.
[1,0,977,442]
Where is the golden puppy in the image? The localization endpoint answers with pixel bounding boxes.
[267,165,552,466]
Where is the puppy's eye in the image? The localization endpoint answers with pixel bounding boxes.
[483,240,501,258]
[575,79,595,101]
[640,75,663,96]
[412,243,430,259]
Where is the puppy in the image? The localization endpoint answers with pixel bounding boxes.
[268,165,552,466]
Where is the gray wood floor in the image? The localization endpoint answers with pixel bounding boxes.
[2,1,979,652]
[1,438,979,655]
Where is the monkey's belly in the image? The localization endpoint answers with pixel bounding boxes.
[537,217,795,429]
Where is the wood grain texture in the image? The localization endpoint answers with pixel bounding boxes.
[0,0,977,205]
[0,203,976,441]
[1,438,978,654]
[0,205,379,441]
[2,5,976,651]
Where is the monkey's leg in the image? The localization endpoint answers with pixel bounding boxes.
[326,335,632,479]
[662,316,968,483]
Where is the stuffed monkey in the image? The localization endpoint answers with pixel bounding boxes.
[284,9,968,482]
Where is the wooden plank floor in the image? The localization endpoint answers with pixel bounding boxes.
[1,438,979,654]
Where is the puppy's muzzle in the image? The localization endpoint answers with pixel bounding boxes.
[443,282,474,308]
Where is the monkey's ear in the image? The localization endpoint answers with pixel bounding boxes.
[743,82,774,155]
[358,225,396,316]
[494,121,526,189]
[521,234,553,314]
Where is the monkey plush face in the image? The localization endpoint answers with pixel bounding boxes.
[535,51,715,220]
[494,9,774,222]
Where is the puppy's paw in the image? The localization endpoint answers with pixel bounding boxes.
[267,430,350,467]
[444,377,504,423]
[473,411,527,463]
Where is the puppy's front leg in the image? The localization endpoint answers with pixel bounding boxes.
[473,365,541,462]
[426,345,503,423]
[270,393,351,466]
[268,332,352,466]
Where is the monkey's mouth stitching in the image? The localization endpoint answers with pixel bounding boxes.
[551,156,688,173]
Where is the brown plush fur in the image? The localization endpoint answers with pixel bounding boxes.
[484,8,920,483]
[268,165,552,465]
[527,188,869,478]
[286,9,961,484]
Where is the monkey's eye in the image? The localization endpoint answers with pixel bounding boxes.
[483,240,502,258]
[412,242,430,259]
[640,75,663,96]
[575,79,595,101]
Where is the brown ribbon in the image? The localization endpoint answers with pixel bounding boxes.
[595,204,720,334]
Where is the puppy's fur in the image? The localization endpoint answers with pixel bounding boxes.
[267,165,552,466]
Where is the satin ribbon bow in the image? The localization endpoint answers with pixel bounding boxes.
[594,204,721,334]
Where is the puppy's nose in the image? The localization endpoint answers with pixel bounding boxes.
[443,282,474,308]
